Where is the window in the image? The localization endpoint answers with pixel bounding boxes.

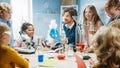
[11,0,32,39]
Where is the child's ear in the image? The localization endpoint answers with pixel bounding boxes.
[117,7,120,11]
[2,35,6,40]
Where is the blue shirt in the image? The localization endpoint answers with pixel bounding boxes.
[0,18,14,46]
[63,22,76,46]
[107,15,120,26]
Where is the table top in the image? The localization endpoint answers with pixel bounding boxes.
[21,50,97,68]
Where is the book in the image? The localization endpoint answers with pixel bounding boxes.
[39,59,58,67]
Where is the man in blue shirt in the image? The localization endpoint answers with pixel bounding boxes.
[0,2,14,46]
[61,7,77,49]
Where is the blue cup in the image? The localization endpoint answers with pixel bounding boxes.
[38,54,44,62]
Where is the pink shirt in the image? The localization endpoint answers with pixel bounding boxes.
[14,35,38,49]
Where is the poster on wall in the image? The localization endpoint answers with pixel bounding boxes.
[33,0,62,37]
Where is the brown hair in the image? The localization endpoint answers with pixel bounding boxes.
[0,23,10,45]
[92,27,120,68]
[104,0,119,13]
[64,7,77,17]
[63,7,77,22]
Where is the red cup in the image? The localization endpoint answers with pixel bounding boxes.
[57,54,65,60]
[76,43,85,51]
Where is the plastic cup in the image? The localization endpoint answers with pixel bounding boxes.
[57,54,65,60]
[38,54,44,62]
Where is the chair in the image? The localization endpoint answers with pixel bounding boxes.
[74,54,86,68]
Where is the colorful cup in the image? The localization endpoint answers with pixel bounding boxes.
[38,54,44,62]
[57,54,65,60]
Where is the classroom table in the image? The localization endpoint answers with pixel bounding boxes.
[21,50,97,68]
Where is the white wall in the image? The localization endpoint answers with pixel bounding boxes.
[11,0,32,39]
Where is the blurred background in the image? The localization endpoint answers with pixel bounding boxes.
[0,0,108,40]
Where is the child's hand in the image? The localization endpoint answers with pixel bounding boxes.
[61,39,67,44]
[51,40,56,44]
[89,58,95,68]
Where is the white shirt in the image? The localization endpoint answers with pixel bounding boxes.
[65,22,75,29]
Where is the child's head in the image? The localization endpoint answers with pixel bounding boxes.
[83,5,96,21]
[0,2,12,21]
[0,23,10,45]
[108,19,120,30]
[21,22,34,37]
[104,0,120,19]
[92,26,120,68]
[83,5,101,25]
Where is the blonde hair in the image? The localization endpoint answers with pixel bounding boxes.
[0,23,10,45]
[92,27,120,68]
[108,19,120,30]
[83,5,102,39]
[0,2,12,17]
[83,5,102,26]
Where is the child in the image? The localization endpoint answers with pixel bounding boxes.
[91,26,120,68]
[14,22,38,53]
[83,5,103,53]
[0,23,28,68]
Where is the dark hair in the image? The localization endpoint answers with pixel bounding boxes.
[21,22,33,32]
[64,7,77,17]
[63,7,77,23]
